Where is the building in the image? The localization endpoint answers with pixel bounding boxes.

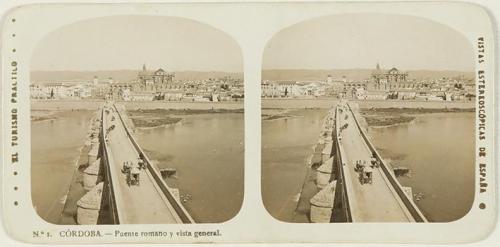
[136,64,175,91]
[370,63,409,91]
[91,83,111,99]
[109,82,133,100]
[96,65,176,100]
[30,82,92,99]
[354,88,388,100]
[31,64,244,102]
[71,85,92,98]
[261,81,280,98]
[261,80,326,98]
[129,91,155,101]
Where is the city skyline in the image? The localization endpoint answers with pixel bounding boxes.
[263,13,475,71]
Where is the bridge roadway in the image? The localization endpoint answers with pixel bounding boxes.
[103,105,183,224]
[337,104,414,222]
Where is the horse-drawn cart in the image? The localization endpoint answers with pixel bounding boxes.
[122,161,141,186]
[359,169,373,185]
[127,167,141,186]
[354,160,373,185]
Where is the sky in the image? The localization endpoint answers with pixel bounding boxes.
[263,14,475,71]
[31,15,242,72]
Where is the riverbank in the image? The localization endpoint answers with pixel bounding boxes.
[130,116,183,128]
[262,98,475,109]
[31,100,244,111]
[32,100,104,110]
[360,107,475,127]
[31,109,96,122]
[128,108,244,128]
[32,99,475,111]
[31,110,57,122]
[261,109,304,121]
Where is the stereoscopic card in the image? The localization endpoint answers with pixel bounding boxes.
[0,1,496,244]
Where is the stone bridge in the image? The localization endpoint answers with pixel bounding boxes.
[75,103,194,224]
[309,102,427,223]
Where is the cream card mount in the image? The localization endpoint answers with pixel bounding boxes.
[0,1,496,244]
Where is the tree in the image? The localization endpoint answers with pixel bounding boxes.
[50,89,54,99]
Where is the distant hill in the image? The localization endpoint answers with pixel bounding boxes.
[30,69,474,84]
[30,70,243,83]
[262,69,475,82]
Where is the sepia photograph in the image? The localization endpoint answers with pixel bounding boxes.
[1,1,496,244]
[30,15,244,224]
[261,13,476,223]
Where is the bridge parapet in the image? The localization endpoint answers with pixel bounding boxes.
[99,106,123,224]
[99,107,125,224]
[333,106,354,222]
[112,104,195,224]
[345,103,428,222]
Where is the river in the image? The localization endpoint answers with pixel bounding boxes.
[133,113,244,223]
[261,110,475,222]
[31,110,244,224]
[369,112,475,222]
[262,109,328,222]
[32,108,473,223]
[31,110,95,223]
